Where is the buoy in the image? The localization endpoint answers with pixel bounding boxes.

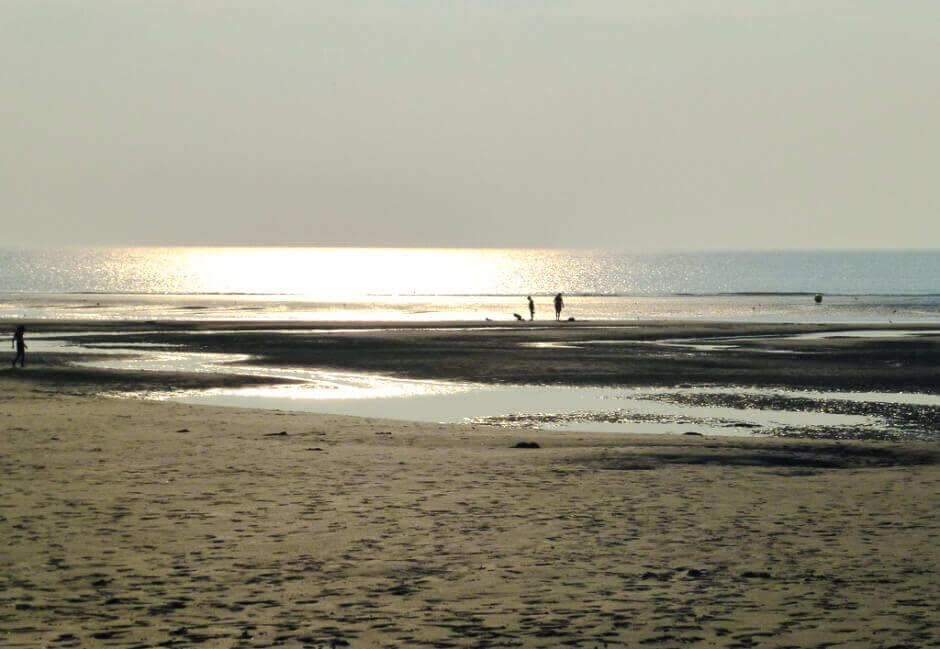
[814,294,823,304]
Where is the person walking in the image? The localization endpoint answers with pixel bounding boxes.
[527,296,535,321]
[12,325,27,368]
[554,293,564,321]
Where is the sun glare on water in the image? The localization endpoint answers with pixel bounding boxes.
[140,247,564,297]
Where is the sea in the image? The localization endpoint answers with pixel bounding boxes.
[3,247,938,437]
[0,247,938,323]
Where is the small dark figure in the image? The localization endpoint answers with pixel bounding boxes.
[814,294,823,304]
[527,295,535,321]
[554,293,564,321]
[12,326,27,368]
[513,313,524,321]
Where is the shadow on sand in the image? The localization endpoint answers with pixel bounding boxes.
[580,441,939,473]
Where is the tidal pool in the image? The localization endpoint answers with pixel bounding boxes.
[165,382,887,438]
[27,331,940,440]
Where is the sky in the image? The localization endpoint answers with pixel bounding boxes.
[2,1,939,250]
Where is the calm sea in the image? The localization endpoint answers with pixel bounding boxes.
[0,247,937,322]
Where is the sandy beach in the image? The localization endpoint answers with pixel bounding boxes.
[2,321,938,648]
[6,0,940,643]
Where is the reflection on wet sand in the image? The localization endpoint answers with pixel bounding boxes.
[25,327,940,442]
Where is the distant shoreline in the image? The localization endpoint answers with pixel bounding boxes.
[2,293,939,327]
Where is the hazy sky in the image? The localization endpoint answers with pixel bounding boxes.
[2,1,938,250]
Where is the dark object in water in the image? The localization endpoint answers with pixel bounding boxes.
[513,441,541,449]
[740,570,772,579]
[683,431,704,436]
[567,316,576,322]
[814,293,823,303]
[264,431,288,437]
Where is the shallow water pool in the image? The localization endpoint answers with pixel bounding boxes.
[28,331,940,440]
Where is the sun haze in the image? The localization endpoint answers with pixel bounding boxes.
[2,2,938,250]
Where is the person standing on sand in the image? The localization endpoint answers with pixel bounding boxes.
[554,293,564,321]
[12,325,27,368]
[527,296,535,321]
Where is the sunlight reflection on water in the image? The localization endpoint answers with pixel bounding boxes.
[23,331,940,439]
[2,249,938,316]
[165,383,884,438]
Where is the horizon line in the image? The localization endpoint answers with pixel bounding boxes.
[2,244,938,254]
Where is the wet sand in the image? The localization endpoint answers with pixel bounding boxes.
[5,319,940,394]
[1,320,939,647]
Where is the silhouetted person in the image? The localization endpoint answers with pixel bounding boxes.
[527,296,535,321]
[554,293,564,321]
[12,326,26,368]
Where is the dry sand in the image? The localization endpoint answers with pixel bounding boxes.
[1,375,938,648]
